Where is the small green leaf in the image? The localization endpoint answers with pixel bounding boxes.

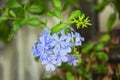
[53,8,62,20]
[5,8,9,17]
[114,0,120,15]
[12,18,28,31]
[13,20,21,31]
[34,56,40,62]
[9,10,16,17]
[80,13,85,20]
[0,22,11,43]
[27,18,43,26]
[47,11,54,17]
[7,0,22,8]
[15,8,25,18]
[99,34,110,43]
[68,10,81,21]
[7,32,14,43]
[62,0,69,11]
[24,12,30,19]
[95,43,104,51]
[93,0,109,12]
[92,65,107,74]
[74,48,81,63]
[0,17,7,22]
[48,8,62,21]
[63,0,79,10]
[52,0,61,10]
[95,52,109,62]
[62,0,79,11]
[107,13,116,31]
[66,71,74,80]
[82,42,95,53]
[51,23,67,35]
[28,4,43,13]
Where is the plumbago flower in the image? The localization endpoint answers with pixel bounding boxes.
[32,27,84,71]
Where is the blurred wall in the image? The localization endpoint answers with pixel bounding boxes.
[0,27,45,80]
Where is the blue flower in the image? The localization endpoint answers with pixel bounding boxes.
[74,32,84,46]
[42,57,56,71]
[32,27,84,71]
[67,54,78,66]
[64,28,84,47]
[50,33,67,49]
[65,33,74,47]
[52,48,68,66]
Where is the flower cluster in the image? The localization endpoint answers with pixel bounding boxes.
[32,27,84,71]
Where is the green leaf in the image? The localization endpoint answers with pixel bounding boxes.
[80,13,85,20]
[27,18,44,26]
[62,0,69,11]
[93,0,109,12]
[95,52,109,62]
[95,43,104,51]
[28,4,43,14]
[82,42,95,53]
[62,0,79,11]
[66,71,74,80]
[5,8,9,17]
[47,11,55,17]
[13,20,21,31]
[50,23,67,35]
[74,48,81,63]
[92,65,107,74]
[24,12,30,19]
[0,22,11,43]
[12,18,28,31]
[7,0,22,8]
[99,34,110,43]
[48,8,62,21]
[9,10,16,17]
[7,32,14,43]
[34,56,40,62]
[14,8,25,18]
[107,13,116,31]
[114,0,120,15]
[54,8,62,20]
[52,0,61,10]
[68,10,81,21]
[0,17,7,22]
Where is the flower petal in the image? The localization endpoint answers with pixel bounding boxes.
[56,59,62,66]
[46,64,55,71]
[61,56,68,62]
